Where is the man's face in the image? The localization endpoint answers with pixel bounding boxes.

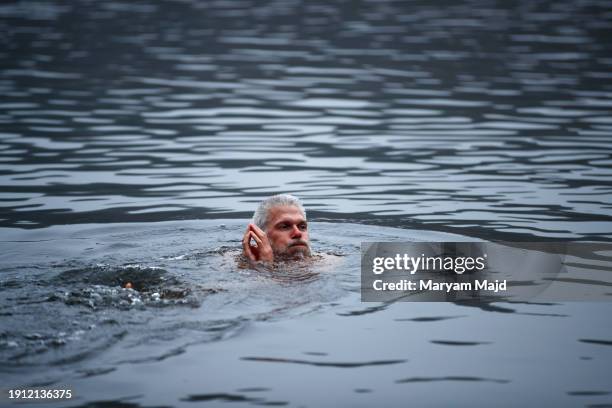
[265,205,311,259]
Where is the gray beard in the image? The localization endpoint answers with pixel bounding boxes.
[274,244,311,260]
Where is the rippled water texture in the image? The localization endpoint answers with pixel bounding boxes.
[0,221,358,369]
[2,221,611,408]
[1,0,612,240]
[1,0,612,407]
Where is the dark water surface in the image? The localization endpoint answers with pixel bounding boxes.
[2,220,611,408]
[1,0,612,240]
[1,0,612,407]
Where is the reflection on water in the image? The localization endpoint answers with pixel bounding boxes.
[1,0,612,241]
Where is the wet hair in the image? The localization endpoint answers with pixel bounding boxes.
[252,194,306,230]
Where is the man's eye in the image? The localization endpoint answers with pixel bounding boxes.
[299,223,307,231]
[278,224,289,230]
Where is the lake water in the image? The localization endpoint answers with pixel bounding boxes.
[1,0,612,407]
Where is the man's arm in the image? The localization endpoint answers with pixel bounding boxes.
[242,223,274,263]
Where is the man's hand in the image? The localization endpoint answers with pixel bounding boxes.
[242,223,274,263]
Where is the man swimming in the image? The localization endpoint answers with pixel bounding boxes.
[242,194,311,263]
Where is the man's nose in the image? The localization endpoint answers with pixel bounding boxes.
[290,225,302,238]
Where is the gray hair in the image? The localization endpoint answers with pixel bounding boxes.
[252,194,306,230]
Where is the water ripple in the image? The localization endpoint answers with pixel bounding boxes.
[0,0,611,242]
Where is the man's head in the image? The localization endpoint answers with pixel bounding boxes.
[252,194,310,259]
